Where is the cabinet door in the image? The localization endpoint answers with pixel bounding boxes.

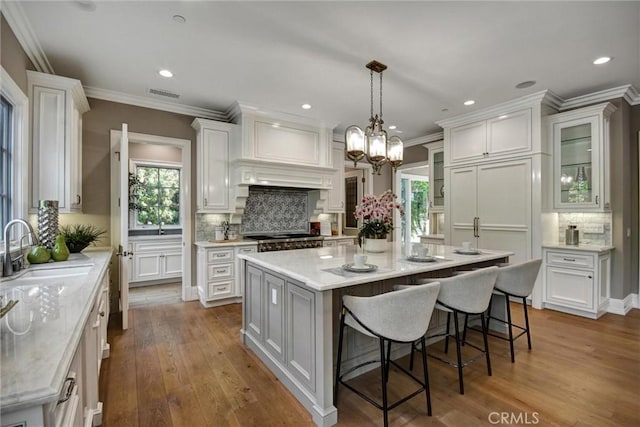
[286,282,315,392]
[553,116,600,210]
[265,272,286,362]
[200,128,230,212]
[327,142,345,212]
[448,166,478,246]
[476,159,531,263]
[162,251,182,277]
[133,253,162,282]
[449,121,486,163]
[430,147,445,210]
[545,266,594,310]
[245,264,264,341]
[486,109,531,157]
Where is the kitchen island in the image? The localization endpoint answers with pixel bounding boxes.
[238,243,512,426]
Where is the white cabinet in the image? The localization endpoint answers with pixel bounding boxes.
[547,102,616,211]
[448,158,532,264]
[543,247,611,318]
[425,140,444,212]
[323,237,355,247]
[192,118,238,213]
[130,238,182,283]
[327,142,345,212]
[446,108,532,165]
[234,244,257,297]
[27,71,89,213]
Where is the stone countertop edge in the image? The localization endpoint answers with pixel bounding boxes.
[237,245,513,292]
[542,243,615,253]
[322,235,356,241]
[195,240,258,248]
[0,248,112,413]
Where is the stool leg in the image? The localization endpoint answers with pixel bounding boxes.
[506,296,515,363]
[385,340,392,383]
[409,341,416,371]
[480,312,492,376]
[444,311,451,354]
[523,297,532,350]
[462,313,468,346]
[453,311,464,394]
[487,294,494,329]
[334,310,346,405]
[380,338,389,427]
[420,336,432,416]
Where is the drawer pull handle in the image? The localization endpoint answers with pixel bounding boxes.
[216,269,227,273]
[563,258,576,262]
[99,311,105,317]
[216,254,226,258]
[588,275,593,279]
[57,377,76,405]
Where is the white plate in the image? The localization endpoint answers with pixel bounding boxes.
[454,249,481,255]
[342,263,378,273]
[406,255,437,263]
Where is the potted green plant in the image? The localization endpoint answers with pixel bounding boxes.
[60,224,106,253]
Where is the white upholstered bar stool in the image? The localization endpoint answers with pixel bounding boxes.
[334,282,440,427]
[482,259,542,363]
[413,267,499,395]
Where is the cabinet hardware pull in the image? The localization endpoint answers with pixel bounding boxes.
[76,195,81,204]
[216,269,226,273]
[57,377,76,405]
[563,258,576,262]
[588,275,593,279]
[595,195,599,205]
[204,198,208,205]
[216,254,225,257]
[99,311,105,317]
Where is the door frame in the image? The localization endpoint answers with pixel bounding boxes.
[110,130,194,305]
[393,161,429,245]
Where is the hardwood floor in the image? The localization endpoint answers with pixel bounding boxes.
[99,302,640,426]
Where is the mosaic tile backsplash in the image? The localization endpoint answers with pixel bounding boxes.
[557,212,611,246]
[241,187,309,234]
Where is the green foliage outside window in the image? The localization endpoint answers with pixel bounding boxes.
[411,181,429,238]
[134,166,180,226]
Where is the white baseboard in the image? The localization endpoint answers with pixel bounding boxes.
[607,294,637,315]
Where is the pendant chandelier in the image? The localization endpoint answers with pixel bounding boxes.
[345,60,403,175]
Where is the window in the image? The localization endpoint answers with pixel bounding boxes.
[0,96,13,232]
[133,163,181,228]
[0,66,28,240]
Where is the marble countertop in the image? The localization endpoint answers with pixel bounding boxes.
[238,243,513,292]
[0,249,112,412]
[542,243,615,253]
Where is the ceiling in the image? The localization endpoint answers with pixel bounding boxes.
[9,1,640,140]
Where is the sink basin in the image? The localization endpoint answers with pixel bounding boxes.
[18,265,93,280]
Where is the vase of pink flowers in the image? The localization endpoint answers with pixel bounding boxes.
[355,190,404,253]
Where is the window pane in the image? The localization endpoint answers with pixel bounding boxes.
[139,186,159,207]
[0,96,13,232]
[137,167,158,186]
[160,188,179,206]
[159,168,179,188]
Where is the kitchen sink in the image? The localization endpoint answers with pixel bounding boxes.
[17,265,93,280]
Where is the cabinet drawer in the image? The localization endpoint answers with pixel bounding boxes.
[546,251,594,269]
[323,241,336,248]
[207,280,234,300]
[207,263,233,280]
[207,249,234,263]
[237,246,257,255]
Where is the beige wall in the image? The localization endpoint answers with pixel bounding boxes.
[1,14,35,93]
[403,144,428,164]
[129,142,183,164]
[629,104,640,295]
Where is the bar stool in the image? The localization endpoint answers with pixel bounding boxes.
[334,282,440,427]
[411,267,499,395]
[475,259,542,363]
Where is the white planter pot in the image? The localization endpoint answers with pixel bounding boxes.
[364,237,387,253]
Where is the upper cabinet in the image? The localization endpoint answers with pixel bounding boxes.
[425,140,444,212]
[28,71,89,213]
[547,102,616,212]
[327,142,345,212]
[192,118,239,213]
[445,108,532,165]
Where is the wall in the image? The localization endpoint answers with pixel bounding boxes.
[0,15,35,93]
[129,142,182,164]
[630,104,640,295]
[403,144,428,163]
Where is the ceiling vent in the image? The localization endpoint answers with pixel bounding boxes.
[148,88,180,99]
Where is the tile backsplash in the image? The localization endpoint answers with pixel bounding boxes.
[241,187,309,234]
[557,212,611,245]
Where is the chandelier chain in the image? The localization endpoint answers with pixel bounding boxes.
[379,71,383,122]
[369,69,374,120]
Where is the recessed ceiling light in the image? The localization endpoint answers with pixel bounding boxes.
[593,56,611,65]
[515,80,536,89]
[388,125,397,130]
[73,0,96,12]
[395,130,403,134]
[498,114,509,120]
[173,14,186,24]
[301,104,311,110]
[441,108,449,112]
[463,100,475,106]
[159,69,173,78]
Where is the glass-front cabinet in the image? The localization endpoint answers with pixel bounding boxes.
[548,103,616,211]
[427,140,444,212]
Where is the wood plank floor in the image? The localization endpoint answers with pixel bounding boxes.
[99,302,640,426]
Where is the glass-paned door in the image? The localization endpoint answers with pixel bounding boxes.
[399,173,429,245]
[560,123,592,204]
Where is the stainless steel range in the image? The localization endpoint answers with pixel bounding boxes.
[244,234,324,252]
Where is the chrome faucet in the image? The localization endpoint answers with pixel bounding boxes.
[3,219,38,277]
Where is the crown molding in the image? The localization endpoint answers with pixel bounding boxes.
[229,101,339,129]
[2,2,54,74]
[84,86,229,121]
[560,85,639,110]
[436,90,556,128]
[404,131,444,147]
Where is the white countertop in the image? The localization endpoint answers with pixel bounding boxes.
[542,243,614,253]
[0,249,112,412]
[195,240,258,248]
[238,243,512,292]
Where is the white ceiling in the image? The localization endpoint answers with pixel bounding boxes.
[10,1,640,140]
